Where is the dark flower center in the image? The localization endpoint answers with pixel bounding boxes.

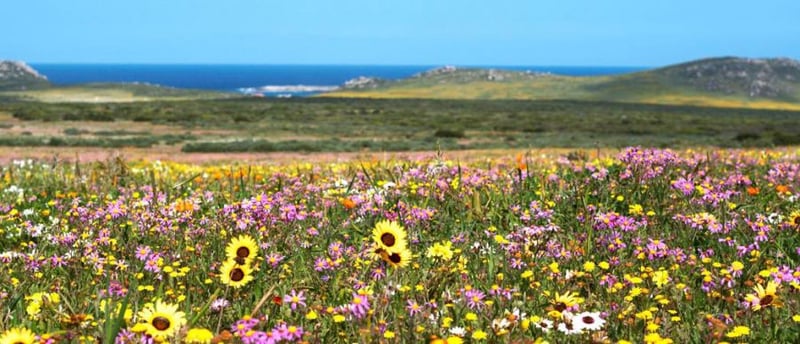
[583,316,595,324]
[794,217,800,225]
[554,302,567,312]
[236,246,250,258]
[760,295,774,306]
[380,233,396,247]
[152,316,171,331]
[230,268,245,282]
[388,253,402,264]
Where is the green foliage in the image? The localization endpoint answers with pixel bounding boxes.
[2,97,800,151]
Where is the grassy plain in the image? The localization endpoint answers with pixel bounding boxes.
[1,98,800,163]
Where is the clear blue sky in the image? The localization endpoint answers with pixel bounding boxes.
[3,0,799,66]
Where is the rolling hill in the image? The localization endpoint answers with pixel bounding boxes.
[321,57,800,110]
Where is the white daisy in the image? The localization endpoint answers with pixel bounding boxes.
[557,321,583,335]
[571,311,605,331]
[532,318,554,333]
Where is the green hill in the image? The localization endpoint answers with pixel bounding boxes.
[322,57,800,110]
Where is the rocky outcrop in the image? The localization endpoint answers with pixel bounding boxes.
[0,60,50,90]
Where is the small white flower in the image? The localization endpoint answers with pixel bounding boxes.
[492,318,511,332]
[767,213,783,224]
[449,326,466,337]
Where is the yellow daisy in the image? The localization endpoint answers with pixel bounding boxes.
[788,211,800,228]
[219,260,254,288]
[745,281,781,311]
[551,291,584,312]
[0,327,36,344]
[137,299,187,341]
[185,328,214,344]
[372,220,408,252]
[225,235,259,264]
[430,336,464,344]
[381,247,413,269]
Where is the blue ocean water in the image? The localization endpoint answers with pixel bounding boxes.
[30,64,645,97]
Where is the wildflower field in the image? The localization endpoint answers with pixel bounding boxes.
[1,147,799,343]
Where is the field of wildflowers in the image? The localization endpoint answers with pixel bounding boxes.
[1,147,799,343]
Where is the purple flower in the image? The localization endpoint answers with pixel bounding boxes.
[464,289,485,309]
[349,292,370,318]
[406,299,422,316]
[283,290,306,311]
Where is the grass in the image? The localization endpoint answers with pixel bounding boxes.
[2,98,800,153]
[1,147,799,342]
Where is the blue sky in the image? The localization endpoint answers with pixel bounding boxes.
[3,0,799,66]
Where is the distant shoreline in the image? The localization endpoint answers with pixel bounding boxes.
[28,64,646,97]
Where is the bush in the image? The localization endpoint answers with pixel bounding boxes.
[433,128,465,138]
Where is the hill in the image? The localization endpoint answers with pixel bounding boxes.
[321,57,800,110]
[0,60,51,90]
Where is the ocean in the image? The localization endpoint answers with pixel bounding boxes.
[30,64,646,97]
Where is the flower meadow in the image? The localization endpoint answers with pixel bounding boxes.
[1,147,800,344]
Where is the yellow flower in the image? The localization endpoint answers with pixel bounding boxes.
[426,240,454,261]
[383,330,395,339]
[652,270,669,288]
[583,261,596,272]
[372,220,408,252]
[219,260,254,288]
[787,210,800,227]
[333,314,346,322]
[471,330,488,340]
[136,299,187,341]
[644,333,673,344]
[431,336,464,344]
[745,281,781,311]
[465,312,478,321]
[225,235,259,263]
[551,291,583,311]
[185,328,214,344]
[725,326,750,338]
[0,327,36,344]
[305,310,318,320]
[380,247,413,269]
